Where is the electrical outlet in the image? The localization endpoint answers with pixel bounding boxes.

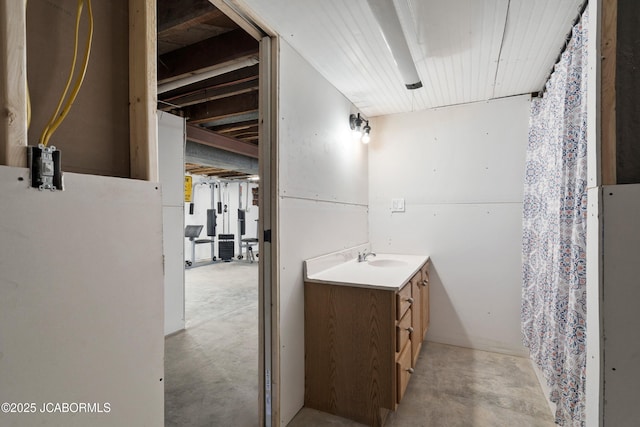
[391,198,405,212]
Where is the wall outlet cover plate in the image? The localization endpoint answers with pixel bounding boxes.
[392,198,405,212]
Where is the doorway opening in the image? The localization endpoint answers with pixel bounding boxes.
[156,1,274,425]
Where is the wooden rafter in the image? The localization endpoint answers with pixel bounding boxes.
[210,120,258,134]
[185,162,251,178]
[158,0,228,35]
[158,29,258,83]
[161,64,258,99]
[185,91,258,125]
[187,124,258,158]
[160,79,258,110]
[0,0,27,167]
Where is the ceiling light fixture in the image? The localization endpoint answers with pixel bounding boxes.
[350,113,372,144]
[366,0,422,90]
[350,113,364,137]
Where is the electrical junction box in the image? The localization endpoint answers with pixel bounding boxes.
[27,144,63,191]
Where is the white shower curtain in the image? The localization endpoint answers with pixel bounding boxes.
[521,9,588,426]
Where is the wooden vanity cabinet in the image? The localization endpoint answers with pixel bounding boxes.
[304,259,430,427]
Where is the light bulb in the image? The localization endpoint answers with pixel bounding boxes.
[361,122,371,143]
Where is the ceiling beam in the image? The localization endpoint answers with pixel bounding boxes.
[158,29,258,83]
[204,111,258,127]
[184,91,258,125]
[223,126,259,138]
[210,120,258,133]
[158,0,219,33]
[187,124,258,159]
[207,0,264,41]
[185,142,258,175]
[161,64,259,100]
[160,78,258,110]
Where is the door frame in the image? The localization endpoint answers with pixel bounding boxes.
[207,2,281,425]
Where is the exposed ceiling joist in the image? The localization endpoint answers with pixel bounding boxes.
[158,0,220,32]
[209,119,259,134]
[157,0,237,55]
[185,163,253,178]
[221,125,259,136]
[158,29,259,83]
[185,142,259,176]
[185,91,258,125]
[162,65,259,101]
[160,79,258,110]
[187,124,259,158]
[157,0,261,179]
[207,0,264,41]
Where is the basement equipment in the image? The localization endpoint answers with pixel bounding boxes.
[184,209,216,267]
[218,234,235,262]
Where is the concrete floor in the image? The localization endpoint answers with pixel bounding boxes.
[165,261,259,427]
[289,342,556,427]
[165,261,554,427]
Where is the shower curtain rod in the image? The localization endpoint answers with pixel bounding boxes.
[533,0,589,98]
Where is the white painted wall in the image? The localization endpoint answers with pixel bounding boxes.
[0,167,164,426]
[184,175,259,262]
[277,40,369,426]
[369,95,530,356]
[158,111,186,335]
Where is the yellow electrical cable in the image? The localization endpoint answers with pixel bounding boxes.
[26,81,31,130]
[39,0,83,146]
[41,0,93,147]
[43,0,93,147]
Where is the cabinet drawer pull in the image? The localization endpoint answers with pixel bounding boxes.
[406,326,414,333]
[420,280,428,286]
[407,297,414,304]
[406,368,414,374]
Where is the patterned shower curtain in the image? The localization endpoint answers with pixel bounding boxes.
[521,9,588,427]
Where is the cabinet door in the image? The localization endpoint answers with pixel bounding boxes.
[420,262,430,340]
[410,274,422,367]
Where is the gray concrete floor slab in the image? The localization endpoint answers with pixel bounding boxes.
[290,342,556,427]
[165,261,259,427]
[165,261,554,427]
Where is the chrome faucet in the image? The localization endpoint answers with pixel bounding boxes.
[358,250,377,262]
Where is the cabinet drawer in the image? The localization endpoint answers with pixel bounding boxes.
[396,339,413,403]
[396,283,413,320]
[396,307,412,353]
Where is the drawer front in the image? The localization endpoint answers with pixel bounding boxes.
[396,307,412,353]
[396,282,413,321]
[396,339,413,403]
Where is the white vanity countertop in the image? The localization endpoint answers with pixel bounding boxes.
[304,245,429,291]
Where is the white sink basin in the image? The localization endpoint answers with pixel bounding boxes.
[367,259,408,268]
[304,248,429,291]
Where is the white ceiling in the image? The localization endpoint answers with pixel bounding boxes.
[239,0,584,117]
